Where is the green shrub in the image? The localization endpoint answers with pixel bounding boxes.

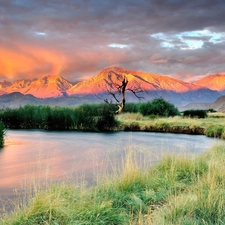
[183,110,207,118]
[207,108,217,113]
[139,98,180,117]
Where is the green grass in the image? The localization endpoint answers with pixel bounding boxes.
[1,145,225,225]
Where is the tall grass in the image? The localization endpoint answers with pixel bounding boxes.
[0,104,118,131]
[154,145,225,225]
[1,145,225,224]
[0,121,5,147]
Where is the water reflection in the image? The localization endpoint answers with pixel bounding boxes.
[0,130,223,202]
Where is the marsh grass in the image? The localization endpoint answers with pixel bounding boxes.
[1,144,225,224]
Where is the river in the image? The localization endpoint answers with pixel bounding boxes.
[0,129,224,210]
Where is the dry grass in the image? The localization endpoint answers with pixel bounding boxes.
[117,112,225,135]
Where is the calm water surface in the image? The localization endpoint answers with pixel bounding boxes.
[0,130,224,204]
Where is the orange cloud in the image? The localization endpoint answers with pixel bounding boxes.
[0,42,67,80]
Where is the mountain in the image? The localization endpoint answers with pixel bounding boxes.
[3,75,73,98]
[0,80,11,95]
[0,67,224,107]
[67,67,221,106]
[193,73,225,94]
[3,79,31,94]
[0,80,11,88]
[67,67,201,95]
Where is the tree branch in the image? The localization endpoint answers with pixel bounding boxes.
[98,72,144,114]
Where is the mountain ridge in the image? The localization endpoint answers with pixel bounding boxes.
[193,73,225,94]
[0,67,224,107]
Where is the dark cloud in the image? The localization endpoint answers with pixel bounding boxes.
[0,0,225,81]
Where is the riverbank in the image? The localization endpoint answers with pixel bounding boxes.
[117,112,225,138]
[1,144,225,224]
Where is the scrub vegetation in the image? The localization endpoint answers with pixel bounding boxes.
[1,145,225,224]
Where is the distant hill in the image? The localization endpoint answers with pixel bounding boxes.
[178,103,210,112]
[0,67,224,107]
[0,92,97,109]
[209,96,225,112]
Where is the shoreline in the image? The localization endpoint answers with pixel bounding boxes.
[122,124,205,135]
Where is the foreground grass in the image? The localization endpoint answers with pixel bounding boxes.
[1,145,225,225]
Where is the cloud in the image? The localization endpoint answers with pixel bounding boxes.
[0,0,225,81]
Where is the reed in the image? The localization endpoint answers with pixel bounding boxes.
[0,121,5,147]
[0,104,118,131]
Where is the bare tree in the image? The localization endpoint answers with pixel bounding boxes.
[102,71,144,114]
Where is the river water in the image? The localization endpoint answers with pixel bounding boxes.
[0,130,224,208]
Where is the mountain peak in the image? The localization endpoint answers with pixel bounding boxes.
[2,74,73,98]
[67,67,204,96]
[193,73,225,92]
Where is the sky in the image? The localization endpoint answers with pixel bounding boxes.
[0,0,225,82]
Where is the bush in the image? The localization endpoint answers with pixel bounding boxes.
[139,98,180,117]
[96,105,118,131]
[183,110,208,118]
[207,108,217,113]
